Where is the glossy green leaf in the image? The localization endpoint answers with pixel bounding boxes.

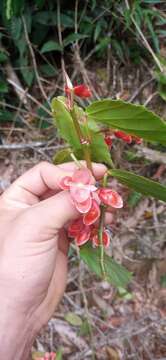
[80,243,132,288]
[109,169,166,202]
[86,99,166,144]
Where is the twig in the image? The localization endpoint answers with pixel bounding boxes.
[57,0,65,80]
[0,142,66,151]
[129,77,155,102]
[75,245,95,360]
[135,146,166,165]
[22,15,49,103]
[73,2,100,101]
[143,91,158,106]
[5,63,29,107]
[7,79,52,116]
[125,0,163,72]
[48,318,89,351]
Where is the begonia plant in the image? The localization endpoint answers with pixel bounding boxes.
[51,72,166,288]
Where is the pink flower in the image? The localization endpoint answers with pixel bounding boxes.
[98,188,123,208]
[60,168,97,213]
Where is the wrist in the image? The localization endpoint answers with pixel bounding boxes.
[0,300,37,360]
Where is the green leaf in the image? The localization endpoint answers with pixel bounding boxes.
[80,243,132,288]
[0,81,8,93]
[109,169,166,202]
[51,98,112,165]
[40,40,62,53]
[0,52,8,63]
[51,98,81,149]
[63,33,88,47]
[160,274,166,288]
[20,55,34,87]
[56,349,63,360]
[0,110,13,122]
[86,99,166,144]
[53,149,72,164]
[128,191,142,207]
[65,312,83,326]
[39,64,57,77]
[34,11,57,25]
[90,132,113,166]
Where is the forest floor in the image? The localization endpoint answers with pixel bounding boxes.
[0,58,166,359]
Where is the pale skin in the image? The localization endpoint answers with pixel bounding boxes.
[0,161,112,359]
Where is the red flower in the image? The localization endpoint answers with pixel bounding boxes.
[114,131,132,144]
[60,168,97,213]
[98,188,123,208]
[68,218,111,248]
[65,84,92,98]
[114,130,142,145]
[131,135,142,144]
[104,135,112,149]
[68,217,90,246]
[83,199,100,226]
[91,229,110,248]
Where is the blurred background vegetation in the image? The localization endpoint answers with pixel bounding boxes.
[0,0,166,125]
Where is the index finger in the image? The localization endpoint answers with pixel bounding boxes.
[2,161,107,205]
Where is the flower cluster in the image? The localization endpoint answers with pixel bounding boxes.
[60,168,123,247]
[114,131,142,144]
[104,131,142,148]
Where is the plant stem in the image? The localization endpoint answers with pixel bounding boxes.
[98,173,108,279]
[70,107,93,173]
[70,107,83,144]
[98,205,106,279]
[70,152,82,168]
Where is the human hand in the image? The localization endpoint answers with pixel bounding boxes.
[0,161,107,359]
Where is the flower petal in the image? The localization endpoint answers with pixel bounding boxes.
[73,85,92,98]
[104,135,112,148]
[70,184,91,203]
[59,176,72,190]
[83,199,100,226]
[64,71,73,90]
[98,188,123,208]
[114,131,132,144]
[91,229,110,248]
[75,197,92,213]
[132,135,142,144]
[72,168,91,184]
[68,218,84,237]
[75,226,91,246]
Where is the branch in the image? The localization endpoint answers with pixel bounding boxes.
[22,15,49,102]
[135,146,166,165]
[0,142,66,151]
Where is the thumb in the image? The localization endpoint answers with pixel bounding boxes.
[28,190,79,234]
